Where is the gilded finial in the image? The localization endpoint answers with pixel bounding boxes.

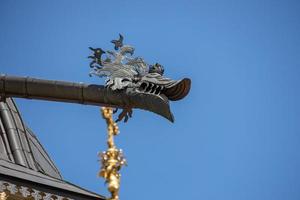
[99,107,126,200]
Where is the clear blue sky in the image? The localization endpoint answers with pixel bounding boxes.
[1,0,300,199]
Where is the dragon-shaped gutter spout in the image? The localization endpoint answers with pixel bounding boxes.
[0,34,191,123]
[88,34,191,122]
[0,74,189,122]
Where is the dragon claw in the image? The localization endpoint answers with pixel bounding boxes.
[113,108,118,114]
[115,108,133,123]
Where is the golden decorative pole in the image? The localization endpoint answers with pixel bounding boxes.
[0,192,7,200]
[99,107,126,200]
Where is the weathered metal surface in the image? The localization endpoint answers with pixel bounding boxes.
[0,74,190,122]
[88,34,191,122]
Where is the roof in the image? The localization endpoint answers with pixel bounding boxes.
[0,98,105,199]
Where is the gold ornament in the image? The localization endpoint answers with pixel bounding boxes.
[99,107,126,200]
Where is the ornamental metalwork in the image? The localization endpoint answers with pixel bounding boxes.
[99,107,126,200]
[89,34,191,122]
[0,181,73,200]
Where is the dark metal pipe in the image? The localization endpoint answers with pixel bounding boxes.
[0,75,174,122]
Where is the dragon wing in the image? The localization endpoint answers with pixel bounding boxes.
[90,63,138,90]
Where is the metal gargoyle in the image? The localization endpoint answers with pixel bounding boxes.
[88,34,191,122]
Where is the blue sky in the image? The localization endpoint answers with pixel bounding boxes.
[1,0,300,199]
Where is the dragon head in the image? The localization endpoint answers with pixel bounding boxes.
[89,34,191,122]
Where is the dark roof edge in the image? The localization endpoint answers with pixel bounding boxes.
[25,126,62,178]
[0,160,105,200]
